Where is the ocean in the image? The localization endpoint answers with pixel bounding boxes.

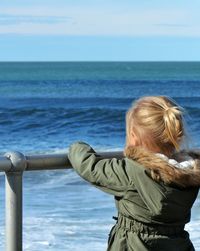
[0,62,200,250]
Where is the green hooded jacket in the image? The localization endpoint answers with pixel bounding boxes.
[68,142,199,251]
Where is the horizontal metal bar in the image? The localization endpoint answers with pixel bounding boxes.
[0,151,123,172]
[1,148,200,172]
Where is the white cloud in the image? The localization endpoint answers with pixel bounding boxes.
[0,14,71,25]
[0,6,199,36]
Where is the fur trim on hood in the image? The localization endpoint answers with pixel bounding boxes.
[124,146,200,188]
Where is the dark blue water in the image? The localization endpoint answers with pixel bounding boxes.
[0,62,200,250]
[1,80,200,154]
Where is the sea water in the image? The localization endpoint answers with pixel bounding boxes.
[0,62,200,250]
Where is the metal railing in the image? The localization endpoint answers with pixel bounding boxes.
[0,151,123,251]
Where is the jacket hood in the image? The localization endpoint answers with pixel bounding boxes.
[124,146,200,188]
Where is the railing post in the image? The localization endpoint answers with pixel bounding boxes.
[5,172,23,251]
[4,152,27,251]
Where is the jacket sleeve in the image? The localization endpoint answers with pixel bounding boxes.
[68,142,132,196]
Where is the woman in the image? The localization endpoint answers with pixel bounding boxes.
[68,96,200,251]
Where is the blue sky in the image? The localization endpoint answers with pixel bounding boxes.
[0,0,200,61]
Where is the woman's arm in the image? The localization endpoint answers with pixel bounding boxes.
[68,142,132,196]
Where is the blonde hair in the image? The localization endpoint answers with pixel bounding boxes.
[126,96,185,156]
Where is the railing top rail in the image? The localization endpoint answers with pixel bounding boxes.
[0,151,123,172]
[2,148,200,172]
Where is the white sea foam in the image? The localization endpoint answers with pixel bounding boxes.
[54,146,115,154]
[23,214,112,251]
[35,146,123,155]
[186,220,200,249]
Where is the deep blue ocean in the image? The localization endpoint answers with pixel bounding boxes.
[0,62,200,250]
